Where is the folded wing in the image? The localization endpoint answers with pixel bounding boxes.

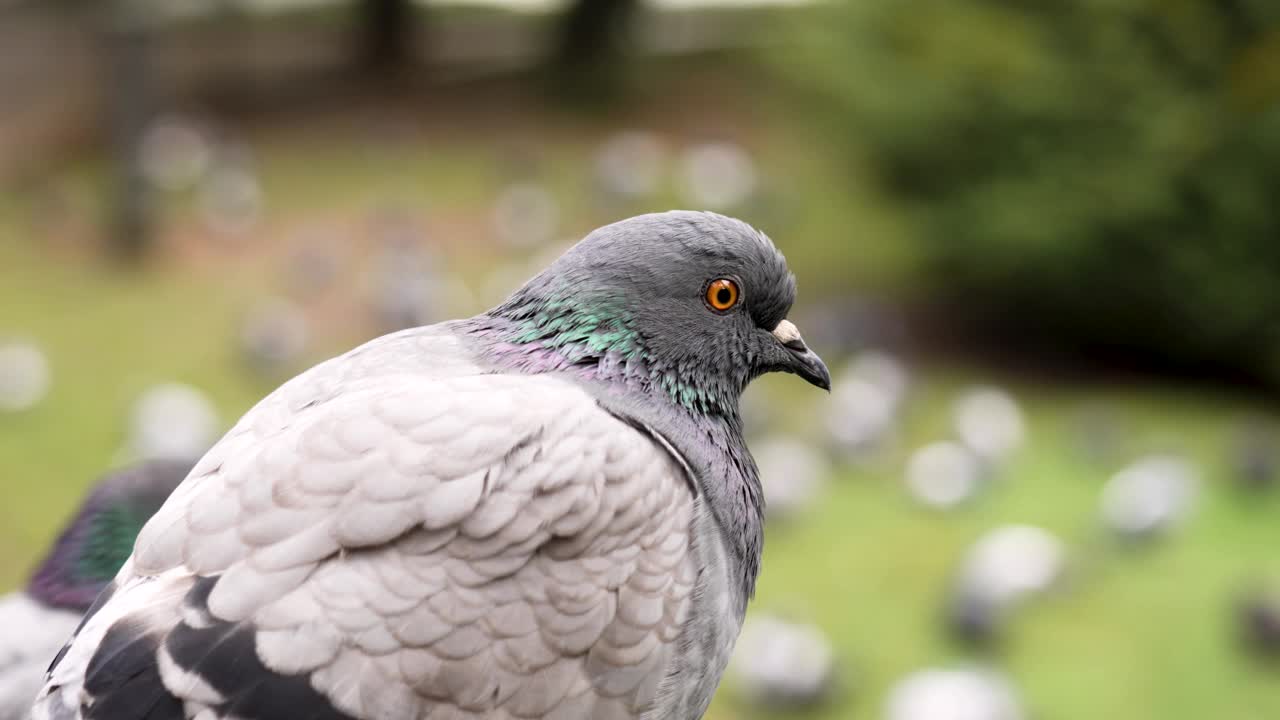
[36,343,698,720]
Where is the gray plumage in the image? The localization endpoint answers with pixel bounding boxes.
[32,211,829,720]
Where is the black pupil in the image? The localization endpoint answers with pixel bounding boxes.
[716,287,732,306]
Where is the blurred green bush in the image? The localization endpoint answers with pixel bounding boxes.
[780,0,1280,385]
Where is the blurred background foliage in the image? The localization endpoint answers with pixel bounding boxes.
[1,1,1279,719]
[780,0,1280,386]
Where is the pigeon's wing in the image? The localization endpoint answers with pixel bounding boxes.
[36,366,699,720]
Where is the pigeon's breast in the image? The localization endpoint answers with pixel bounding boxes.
[644,497,745,720]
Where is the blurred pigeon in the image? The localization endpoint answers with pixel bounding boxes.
[825,351,908,457]
[239,298,310,376]
[33,211,831,720]
[129,383,220,461]
[139,116,210,193]
[492,181,559,250]
[594,130,666,200]
[1230,420,1277,493]
[905,441,984,509]
[953,386,1025,463]
[1238,587,1280,661]
[728,614,836,708]
[825,376,895,456]
[366,216,443,333]
[960,525,1065,606]
[1101,455,1198,540]
[754,436,829,520]
[678,141,757,210]
[946,592,1003,650]
[885,667,1024,720]
[0,339,50,412]
[198,146,262,238]
[284,233,342,298]
[947,525,1066,646]
[0,459,191,720]
[847,351,909,402]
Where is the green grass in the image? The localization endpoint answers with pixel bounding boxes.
[0,237,267,586]
[713,373,1280,720]
[1,65,1278,719]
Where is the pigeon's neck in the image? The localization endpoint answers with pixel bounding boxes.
[609,399,765,610]
[469,296,739,418]
[28,493,149,610]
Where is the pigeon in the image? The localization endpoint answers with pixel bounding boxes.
[885,666,1024,720]
[32,211,831,720]
[753,436,829,521]
[594,131,666,202]
[726,614,836,708]
[951,386,1025,464]
[139,116,211,193]
[825,351,908,458]
[129,383,221,462]
[904,441,984,510]
[1237,585,1280,660]
[492,182,559,250]
[1100,455,1199,540]
[239,298,310,377]
[0,339,51,413]
[1,458,192,720]
[677,142,757,210]
[946,525,1066,647]
[1229,420,1277,494]
[365,215,445,334]
[198,145,262,239]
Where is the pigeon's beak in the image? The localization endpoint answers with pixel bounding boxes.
[771,319,831,391]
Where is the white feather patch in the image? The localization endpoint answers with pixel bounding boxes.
[157,645,224,705]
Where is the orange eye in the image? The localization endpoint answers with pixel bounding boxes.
[706,278,740,312]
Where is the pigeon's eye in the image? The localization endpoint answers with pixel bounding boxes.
[705,278,740,312]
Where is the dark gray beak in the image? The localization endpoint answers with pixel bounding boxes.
[771,319,831,391]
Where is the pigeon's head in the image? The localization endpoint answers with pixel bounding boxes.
[489,211,830,415]
[27,457,191,610]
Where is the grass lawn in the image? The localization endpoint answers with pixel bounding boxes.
[713,371,1280,720]
[1,63,1278,719]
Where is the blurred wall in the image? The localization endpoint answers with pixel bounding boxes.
[0,8,100,180]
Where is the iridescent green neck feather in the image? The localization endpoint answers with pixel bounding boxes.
[483,293,736,417]
[510,297,642,359]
